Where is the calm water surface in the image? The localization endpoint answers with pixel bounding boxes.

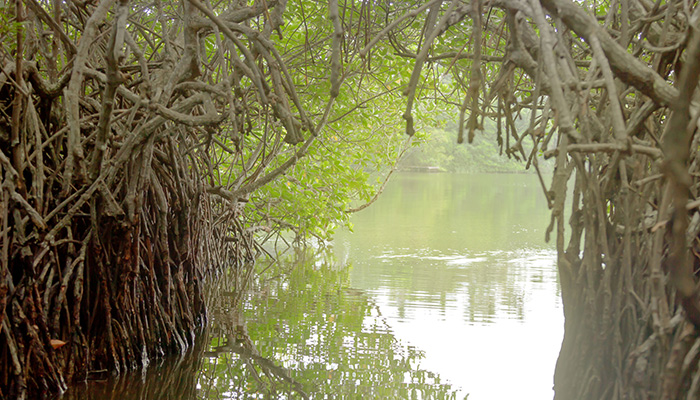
[335,173,563,399]
[62,173,563,400]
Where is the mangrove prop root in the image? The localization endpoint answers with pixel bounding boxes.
[0,0,314,396]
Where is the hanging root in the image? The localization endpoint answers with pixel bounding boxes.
[0,0,304,396]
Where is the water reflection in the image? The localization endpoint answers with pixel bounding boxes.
[58,344,203,400]
[199,251,460,399]
[362,249,556,324]
[61,173,562,400]
[336,173,563,399]
[61,251,460,400]
[342,173,550,254]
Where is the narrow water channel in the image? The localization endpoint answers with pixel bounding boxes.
[61,173,562,400]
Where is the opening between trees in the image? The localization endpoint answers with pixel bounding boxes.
[0,0,699,398]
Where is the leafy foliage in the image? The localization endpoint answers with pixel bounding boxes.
[221,0,435,242]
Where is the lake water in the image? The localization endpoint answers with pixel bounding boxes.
[61,173,563,400]
[334,173,563,399]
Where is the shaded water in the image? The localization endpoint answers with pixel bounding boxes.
[61,173,562,400]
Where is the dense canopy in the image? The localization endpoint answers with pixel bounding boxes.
[0,0,699,398]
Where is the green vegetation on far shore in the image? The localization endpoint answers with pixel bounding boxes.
[400,119,553,174]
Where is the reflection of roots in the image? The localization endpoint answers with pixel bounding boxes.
[207,323,310,399]
[60,340,206,400]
